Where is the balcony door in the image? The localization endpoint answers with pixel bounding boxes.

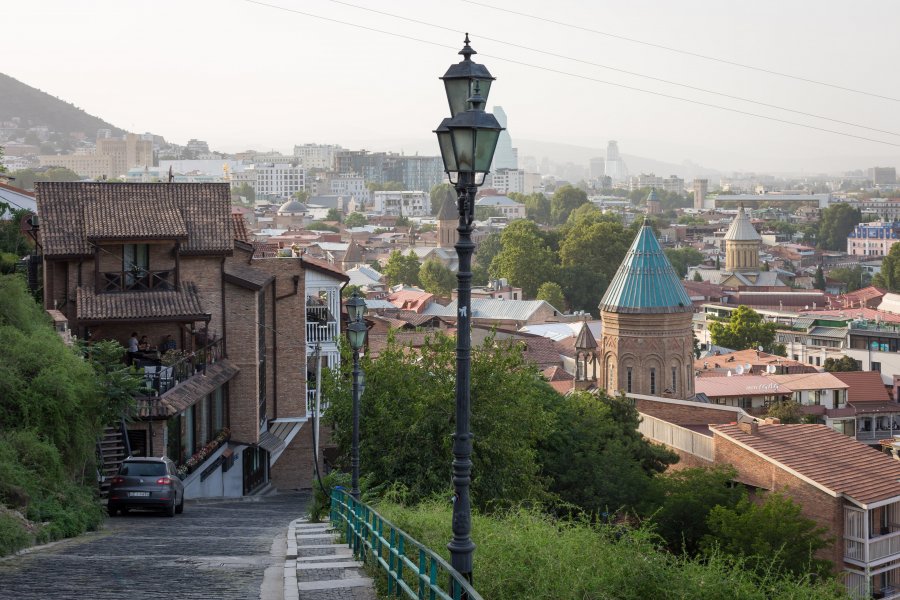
[123,244,149,288]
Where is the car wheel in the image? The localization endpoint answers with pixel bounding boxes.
[166,500,176,517]
[107,504,118,517]
[175,494,184,514]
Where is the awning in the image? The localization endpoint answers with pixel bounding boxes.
[159,359,240,416]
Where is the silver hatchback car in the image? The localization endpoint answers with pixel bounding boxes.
[107,457,185,517]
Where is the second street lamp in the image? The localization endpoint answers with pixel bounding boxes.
[346,294,367,501]
[434,34,503,593]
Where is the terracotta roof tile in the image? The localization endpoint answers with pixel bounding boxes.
[159,359,240,416]
[832,371,892,403]
[76,283,208,322]
[232,212,251,243]
[711,423,900,506]
[36,182,233,257]
[224,262,274,290]
[695,375,792,398]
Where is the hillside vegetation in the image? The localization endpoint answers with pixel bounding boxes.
[0,73,123,137]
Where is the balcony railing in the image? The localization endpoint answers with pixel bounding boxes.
[307,388,329,416]
[307,321,338,344]
[134,339,224,417]
[637,412,714,461]
[102,269,174,292]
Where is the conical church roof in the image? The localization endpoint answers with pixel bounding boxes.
[724,206,761,241]
[437,192,458,221]
[599,220,693,314]
[574,321,597,350]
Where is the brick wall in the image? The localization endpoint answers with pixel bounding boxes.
[224,282,260,443]
[180,256,225,337]
[634,397,741,426]
[270,424,326,490]
[713,433,845,569]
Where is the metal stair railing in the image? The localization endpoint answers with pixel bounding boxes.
[330,487,483,600]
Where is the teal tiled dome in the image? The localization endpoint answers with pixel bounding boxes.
[599,220,694,314]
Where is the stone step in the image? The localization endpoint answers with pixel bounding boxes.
[297,553,354,562]
[297,578,374,591]
[296,561,362,570]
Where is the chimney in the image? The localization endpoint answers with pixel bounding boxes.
[738,420,759,435]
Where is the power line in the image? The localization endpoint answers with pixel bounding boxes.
[239,0,900,148]
[322,0,900,138]
[461,0,900,104]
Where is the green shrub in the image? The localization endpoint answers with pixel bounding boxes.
[375,501,847,600]
[0,512,31,556]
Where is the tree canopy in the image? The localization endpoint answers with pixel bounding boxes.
[489,220,555,298]
[664,247,704,278]
[817,203,861,251]
[383,250,421,287]
[709,306,785,355]
[418,259,456,297]
[343,212,368,228]
[823,355,860,372]
[536,281,566,311]
[550,185,589,225]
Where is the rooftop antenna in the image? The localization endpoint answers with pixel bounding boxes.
[167,165,174,183]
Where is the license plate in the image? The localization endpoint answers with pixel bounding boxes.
[129,492,150,497]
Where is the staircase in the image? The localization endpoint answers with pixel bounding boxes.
[97,424,129,499]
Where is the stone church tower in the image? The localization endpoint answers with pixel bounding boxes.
[437,192,458,249]
[724,205,761,273]
[598,219,695,399]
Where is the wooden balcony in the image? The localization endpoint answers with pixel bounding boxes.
[102,269,175,292]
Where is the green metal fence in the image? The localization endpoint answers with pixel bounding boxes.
[330,487,484,600]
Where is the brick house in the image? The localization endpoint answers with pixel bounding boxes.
[710,422,900,599]
[36,182,325,497]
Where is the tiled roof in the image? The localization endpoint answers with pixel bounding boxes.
[599,221,694,314]
[695,375,792,398]
[425,298,552,322]
[695,349,812,373]
[302,256,350,282]
[224,262,274,290]
[711,423,900,506]
[232,212,251,243]
[159,359,239,416]
[767,372,849,391]
[36,182,233,257]
[574,321,597,349]
[85,197,188,241]
[723,207,761,241]
[543,365,574,381]
[803,307,900,324]
[76,283,209,322]
[343,241,365,263]
[832,371,892,403]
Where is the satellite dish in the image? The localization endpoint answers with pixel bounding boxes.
[736,365,745,375]
[727,370,733,377]
[767,364,776,374]
[758,345,764,352]
[745,363,752,372]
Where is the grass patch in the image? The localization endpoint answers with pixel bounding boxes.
[374,500,849,600]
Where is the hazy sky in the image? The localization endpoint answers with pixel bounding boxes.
[8,0,900,173]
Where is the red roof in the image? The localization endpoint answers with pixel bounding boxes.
[695,375,792,398]
[386,289,434,314]
[711,423,900,506]
[831,371,892,403]
[803,307,900,324]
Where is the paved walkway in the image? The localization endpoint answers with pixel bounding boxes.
[285,518,377,600]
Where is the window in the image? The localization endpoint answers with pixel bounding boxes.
[626,367,633,393]
[671,367,677,394]
[650,368,656,395]
[873,362,882,373]
[123,243,149,288]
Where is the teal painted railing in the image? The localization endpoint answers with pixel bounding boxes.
[330,487,484,600]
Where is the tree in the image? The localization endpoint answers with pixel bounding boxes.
[823,355,860,372]
[489,220,555,298]
[325,208,342,222]
[430,183,455,216]
[818,203,861,250]
[813,265,826,290]
[643,466,745,555]
[550,185,589,225]
[708,306,785,355]
[703,492,833,579]
[9,167,81,190]
[558,216,633,313]
[475,205,501,220]
[383,250,420,287]
[765,400,804,424]
[536,282,566,311]
[343,212,368,228]
[830,265,867,292]
[306,221,339,232]
[419,259,456,297]
[539,391,677,517]
[510,192,550,224]
[231,182,255,204]
[292,190,310,202]
[323,333,555,509]
[367,181,404,192]
[664,247,704,278]
[692,271,703,282]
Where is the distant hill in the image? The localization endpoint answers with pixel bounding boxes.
[0,73,125,138]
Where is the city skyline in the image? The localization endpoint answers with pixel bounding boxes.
[7,0,900,173]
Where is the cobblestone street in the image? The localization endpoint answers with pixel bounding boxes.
[0,492,310,600]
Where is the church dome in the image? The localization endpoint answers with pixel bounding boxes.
[599,219,693,314]
[278,199,309,215]
[724,206,761,241]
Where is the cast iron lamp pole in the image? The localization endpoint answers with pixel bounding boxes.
[346,292,368,500]
[434,35,503,592]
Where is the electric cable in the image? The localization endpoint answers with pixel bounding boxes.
[238,0,900,148]
[461,0,900,103]
[322,0,900,138]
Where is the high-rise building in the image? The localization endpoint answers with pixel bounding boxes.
[251,163,306,200]
[692,179,708,210]
[869,167,897,186]
[604,141,628,182]
[293,144,342,170]
[490,106,517,170]
[589,157,605,179]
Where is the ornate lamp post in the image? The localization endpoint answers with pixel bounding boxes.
[345,292,368,500]
[434,34,503,590]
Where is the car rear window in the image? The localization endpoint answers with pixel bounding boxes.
[121,462,166,476]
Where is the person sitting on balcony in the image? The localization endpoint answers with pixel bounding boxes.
[128,332,139,353]
[161,334,177,352]
[138,336,151,351]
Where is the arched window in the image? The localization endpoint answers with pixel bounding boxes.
[649,368,657,395]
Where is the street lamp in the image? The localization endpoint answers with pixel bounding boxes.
[434,34,504,591]
[346,293,367,501]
